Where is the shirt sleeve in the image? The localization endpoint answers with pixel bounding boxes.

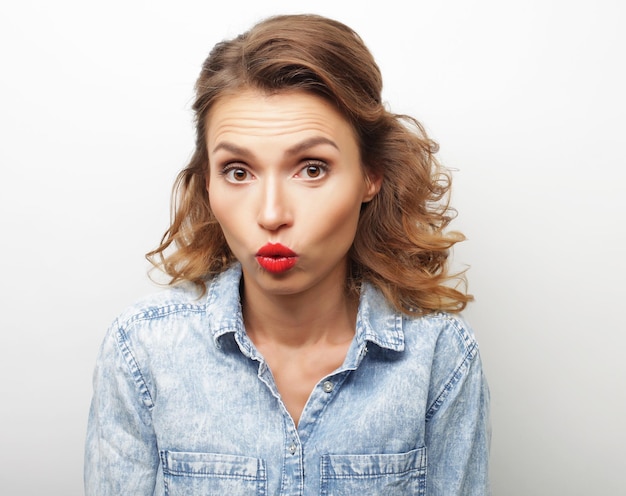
[84,322,159,495]
[424,321,491,495]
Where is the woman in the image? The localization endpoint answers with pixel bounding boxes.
[85,13,490,495]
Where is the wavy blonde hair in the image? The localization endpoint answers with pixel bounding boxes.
[147,14,473,315]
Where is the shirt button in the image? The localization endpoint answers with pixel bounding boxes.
[322,380,334,393]
[288,443,297,455]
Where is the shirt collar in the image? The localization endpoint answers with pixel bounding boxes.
[205,263,405,353]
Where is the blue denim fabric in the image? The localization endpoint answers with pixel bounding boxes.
[85,263,490,495]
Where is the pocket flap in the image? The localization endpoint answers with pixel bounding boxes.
[321,447,426,477]
[160,450,264,479]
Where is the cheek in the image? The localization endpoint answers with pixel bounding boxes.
[304,193,363,242]
[207,183,233,232]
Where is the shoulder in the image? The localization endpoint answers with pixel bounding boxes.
[105,264,243,348]
[97,283,209,366]
[114,282,207,332]
[404,312,481,380]
[406,311,479,359]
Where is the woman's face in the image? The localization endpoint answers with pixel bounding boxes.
[207,89,380,298]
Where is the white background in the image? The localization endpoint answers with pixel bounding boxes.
[1,1,624,494]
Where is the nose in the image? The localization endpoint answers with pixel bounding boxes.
[256,177,293,232]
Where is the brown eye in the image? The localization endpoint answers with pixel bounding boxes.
[306,165,321,178]
[299,162,328,180]
[223,167,251,183]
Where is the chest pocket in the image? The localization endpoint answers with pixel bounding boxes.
[160,451,267,496]
[320,447,426,496]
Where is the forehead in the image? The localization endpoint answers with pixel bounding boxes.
[206,89,357,146]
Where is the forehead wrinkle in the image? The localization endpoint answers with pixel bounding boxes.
[209,116,346,152]
[207,90,356,156]
[211,112,338,133]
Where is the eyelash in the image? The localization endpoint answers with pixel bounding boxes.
[219,160,330,182]
[298,160,329,179]
[220,164,251,182]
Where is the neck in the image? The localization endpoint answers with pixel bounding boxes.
[241,271,358,348]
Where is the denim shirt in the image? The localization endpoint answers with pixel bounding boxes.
[85,264,490,495]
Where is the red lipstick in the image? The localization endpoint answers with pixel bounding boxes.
[255,243,298,274]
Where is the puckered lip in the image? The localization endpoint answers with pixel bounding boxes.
[256,243,297,258]
[255,243,298,274]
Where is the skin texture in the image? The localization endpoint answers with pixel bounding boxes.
[206,89,381,424]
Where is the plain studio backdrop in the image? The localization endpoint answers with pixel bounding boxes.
[1,1,624,494]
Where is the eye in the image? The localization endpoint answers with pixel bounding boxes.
[222,165,253,183]
[298,161,329,180]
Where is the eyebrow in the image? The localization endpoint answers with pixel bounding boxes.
[212,136,339,157]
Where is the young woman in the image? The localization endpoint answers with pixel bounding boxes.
[85,14,490,496]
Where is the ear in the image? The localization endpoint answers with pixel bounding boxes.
[362,169,383,203]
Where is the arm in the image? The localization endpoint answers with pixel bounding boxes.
[425,327,491,495]
[84,323,159,495]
